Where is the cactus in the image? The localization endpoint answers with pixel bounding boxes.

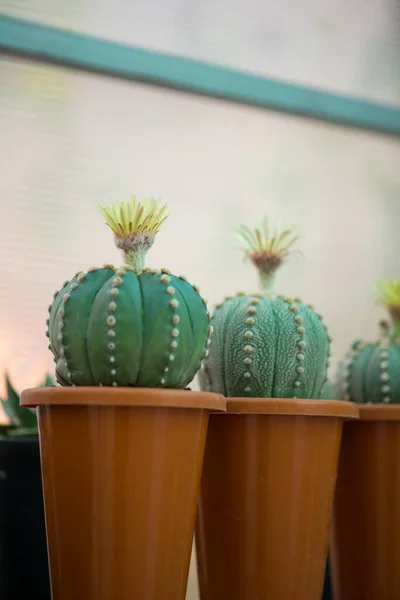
[0,373,54,437]
[46,196,211,388]
[200,218,331,398]
[334,278,400,404]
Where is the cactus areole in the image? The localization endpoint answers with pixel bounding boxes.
[46,196,211,388]
[335,279,400,404]
[201,218,332,399]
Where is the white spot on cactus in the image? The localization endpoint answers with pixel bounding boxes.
[108,343,115,351]
[206,338,212,346]
[380,373,389,382]
[63,294,70,303]
[298,341,306,349]
[109,302,117,312]
[112,382,118,387]
[172,315,180,325]
[168,354,175,362]
[297,353,305,361]
[248,307,257,315]
[161,274,170,284]
[244,357,252,365]
[244,372,251,379]
[244,386,251,393]
[115,268,126,276]
[208,325,214,335]
[383,396,391,403]
[170,299,179,309]
[70,283,78,290]
[193,284,200,292]
[166,286,175,295]
[290,305,298,312]
[179,274,187,281]
[250,298,260,305]
[294,316,303,324]
[297,326,305,335]
[151,269,160,275]
[381,385,390,393]
[161,268,171,274]
[380,350,388,358]
[380,361,388,369]
[108,330,116,338]
[111,288,119,297]
[110,356,115,363]
[204,349,210,358]
[171,329,179,337]
[243,345,254,354]
[59,308,65,317]
[163,367,169,373]
[53,290,59,299]
[107,316,116,326]
[160,378,166,385]
[170,340,178,349]
[297,366,304,374]
[103,263,115,269]
[77,273,86,282]
[59,321,64,329]
[111,369,116,376]
[244,330,254,340]
[87,267,98,272]
[246,318,255,326]
[294,380,301,387]
[113,277,123,287]
[57,333,63,341]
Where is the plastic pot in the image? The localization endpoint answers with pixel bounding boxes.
[330,404,400,600]
[196,397,358,600]
[21,386,225,600]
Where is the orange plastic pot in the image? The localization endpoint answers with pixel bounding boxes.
[330,404,400,600]
[195,397,358,600]
[21,387,225,600]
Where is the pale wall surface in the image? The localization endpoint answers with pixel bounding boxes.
[0,57,399,598]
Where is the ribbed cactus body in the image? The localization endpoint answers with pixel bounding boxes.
[335,338,400,404]
[202,292,331,398]
[47,266,211,388]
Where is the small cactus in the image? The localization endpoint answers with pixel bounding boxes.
[334,278,400,404]
[201,218,331,398]
[0,373,54,437]
[47,196,211,388]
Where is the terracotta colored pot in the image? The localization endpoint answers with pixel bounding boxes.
[195,397,358,600]
[21,387,225,600]
[330,404,400,600]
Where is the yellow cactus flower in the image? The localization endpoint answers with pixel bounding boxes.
[99,196,169,238]
[376,278,400,308]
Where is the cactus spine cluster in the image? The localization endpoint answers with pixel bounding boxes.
[200,218,332,399]
[334,279,400,404]
[46,196,212,389]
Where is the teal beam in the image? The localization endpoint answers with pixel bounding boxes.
[0,15,399,136]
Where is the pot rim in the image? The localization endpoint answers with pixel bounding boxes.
[21,387,226,411]
[356,404,400,421]
[222,397,358,419]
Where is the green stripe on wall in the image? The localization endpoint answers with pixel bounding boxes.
[0,15,399,136]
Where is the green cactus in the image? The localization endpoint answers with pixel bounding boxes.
[47,196,211,389]
[0,373,54,437]
[200,218,331,398]
[334,279,400,404]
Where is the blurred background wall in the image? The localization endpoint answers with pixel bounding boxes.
[0,1,399,598]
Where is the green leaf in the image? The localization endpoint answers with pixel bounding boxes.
[42,374,55,387]
[5,374,37,429]
[0,424,12,437]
